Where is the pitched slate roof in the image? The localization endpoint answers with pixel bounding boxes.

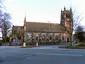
[24,21,65,33]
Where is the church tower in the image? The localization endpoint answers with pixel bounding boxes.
[60,7,72,42]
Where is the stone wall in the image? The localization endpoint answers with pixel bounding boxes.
[24,32,66,44]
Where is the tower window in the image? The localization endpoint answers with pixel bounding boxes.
[66,14,71,18]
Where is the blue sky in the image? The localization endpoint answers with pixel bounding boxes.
[4,0,85,26]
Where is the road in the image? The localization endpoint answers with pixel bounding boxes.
[0,45,85,64]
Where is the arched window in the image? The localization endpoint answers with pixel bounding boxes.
[55,36,58,40]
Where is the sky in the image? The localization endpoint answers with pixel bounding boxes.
[3,0,85,26]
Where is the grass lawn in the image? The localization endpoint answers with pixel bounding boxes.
[59,45,85,49]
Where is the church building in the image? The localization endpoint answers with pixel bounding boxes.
[10,7,72,45]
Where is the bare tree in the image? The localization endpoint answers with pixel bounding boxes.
[1,13,11,42]
[0,0,12,42]
[70,8,83,46]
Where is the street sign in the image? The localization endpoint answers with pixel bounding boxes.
[13,39,19,43]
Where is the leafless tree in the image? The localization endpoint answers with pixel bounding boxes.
[70,8,83,46]
[0,0,12,42]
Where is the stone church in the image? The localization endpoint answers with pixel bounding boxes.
[10,7,72,45]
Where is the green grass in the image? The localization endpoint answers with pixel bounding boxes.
[59,45,85,49]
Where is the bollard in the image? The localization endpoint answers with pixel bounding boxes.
[23,42,26,47]
[36,42,38,47]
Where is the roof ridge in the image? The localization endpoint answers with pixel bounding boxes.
[25,21,60,24]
